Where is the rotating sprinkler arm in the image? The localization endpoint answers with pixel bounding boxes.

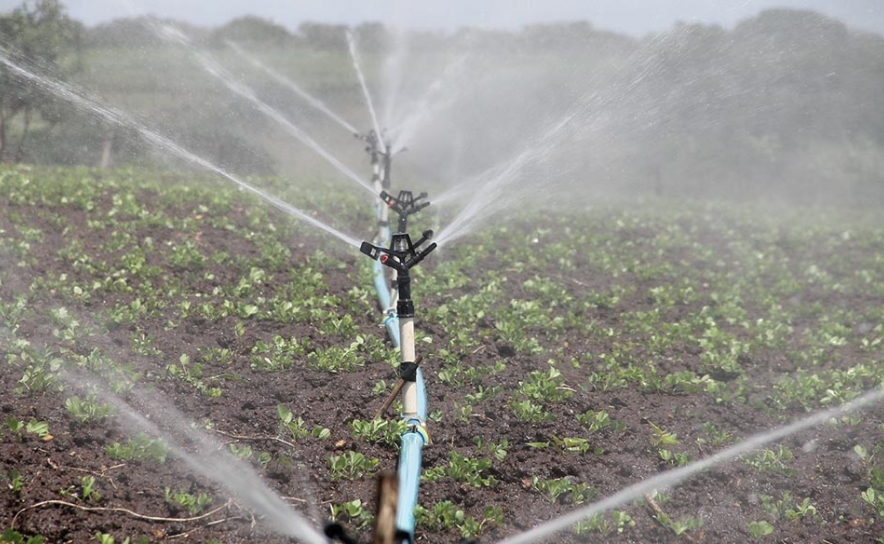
[360,231,436,274]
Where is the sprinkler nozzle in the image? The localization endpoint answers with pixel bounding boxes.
[360,241,382,260]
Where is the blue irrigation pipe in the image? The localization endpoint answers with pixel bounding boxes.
[370,219,428,542]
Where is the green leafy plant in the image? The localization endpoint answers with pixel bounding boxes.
[164,487,213,515]
[573,511,635,535]
[743,445,794,475]
[5,468,24,493]
[648,421,679,446]
[1,528,46,544]
[80,476,101,502]
[65,395,115,424]
[105,433,167,463]
[654,512,703,536]
[330,499,373,530]
[746,520,774,538]
[532,476,597,504]
[328,451,379,480]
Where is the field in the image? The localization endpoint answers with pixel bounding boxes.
[2,165,884,543]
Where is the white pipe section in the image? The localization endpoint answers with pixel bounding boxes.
[400,316,418,419]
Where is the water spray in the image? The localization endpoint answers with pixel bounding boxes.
[0,47,362,250]
[347,29,387,156]
[227,41,360,135]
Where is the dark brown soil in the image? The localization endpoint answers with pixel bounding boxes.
[2,167,884,544]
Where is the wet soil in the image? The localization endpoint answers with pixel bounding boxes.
[2,168,884,544]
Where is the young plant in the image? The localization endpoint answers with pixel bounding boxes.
[164,487,213,515]
[746,520,774,538]
[328,451,379,480]
[65,395,115,424]
[648,421,679,447]
[743,445,794,475]
[654,512,703,536]
[330,499,373,530]
[105,433,167,464]
[80,476,101,502]
[5,468,24,493]
[573,511,635,535]
[0,528,46,544]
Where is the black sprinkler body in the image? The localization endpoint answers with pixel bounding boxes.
[360,231,435,317]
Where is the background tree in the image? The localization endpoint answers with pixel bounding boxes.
[0,0,82,162]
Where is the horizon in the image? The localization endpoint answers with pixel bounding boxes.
[6,0,881,38]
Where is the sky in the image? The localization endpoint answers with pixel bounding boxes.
[5,0,883,37]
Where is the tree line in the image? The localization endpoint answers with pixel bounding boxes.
[1,0,882,204]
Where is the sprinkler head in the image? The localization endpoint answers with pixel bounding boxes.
[359,232,437,273]
[379,190,431,233]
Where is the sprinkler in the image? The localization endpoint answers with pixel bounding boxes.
[380,190,429,234]
[355,130,383,185]
[377,189,431,326]
[360,228,436,543]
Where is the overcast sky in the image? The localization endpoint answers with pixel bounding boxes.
[1,0,880,37]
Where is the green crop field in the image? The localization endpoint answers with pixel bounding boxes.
[2,165,884,543]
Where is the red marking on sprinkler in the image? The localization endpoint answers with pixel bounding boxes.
[380,254,389,264]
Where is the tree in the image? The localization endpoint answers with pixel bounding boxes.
[209,16,296,48]
[0,0,82,162]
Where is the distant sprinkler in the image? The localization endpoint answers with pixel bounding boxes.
[380,189,430,234]
[356,129,400,189]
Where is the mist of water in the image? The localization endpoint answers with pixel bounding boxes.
[380,27,408,137]
[387,52,469,153]
[499,386,884,544]
[433,105,584,247]
[346,29,387,154]
[0,47,362,250]
[153,24,375,197]
[428,32,686,247]
[227,40,359,135]
[62,370,326,544]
